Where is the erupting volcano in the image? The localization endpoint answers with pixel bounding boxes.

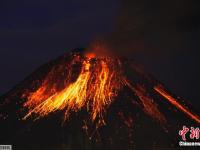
[23,51,124,125]
[21,48,200,125]
[0,48,199,149]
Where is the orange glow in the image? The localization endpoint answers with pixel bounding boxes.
[23,54,123,125]
[85,52,96,59]
[154,85,200,124]
[124,79,166,124]
[22,50,200,127]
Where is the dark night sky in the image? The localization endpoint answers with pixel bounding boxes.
[0,0,200,108]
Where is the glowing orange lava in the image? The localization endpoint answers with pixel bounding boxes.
[154,85,200,124]
[22,51,200,126]
[124,79,166,124]
[23,54,123,125]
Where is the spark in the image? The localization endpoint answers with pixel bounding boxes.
[23,53,122,125]
[22,50,200,127]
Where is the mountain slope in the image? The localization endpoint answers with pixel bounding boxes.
[0,48,199,150]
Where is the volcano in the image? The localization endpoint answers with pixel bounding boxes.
[0,48,199,150]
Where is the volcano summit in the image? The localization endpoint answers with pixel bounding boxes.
[0,48,199,150]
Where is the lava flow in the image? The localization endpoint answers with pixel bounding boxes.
[21,49,200,127]
[154,85,200,124]
[23,52,123,125]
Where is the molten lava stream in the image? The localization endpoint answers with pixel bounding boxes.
[23,54,123,126]
[154,85,200,124]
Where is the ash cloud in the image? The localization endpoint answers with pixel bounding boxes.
[99,0,200,107]
[103,0,200,57]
